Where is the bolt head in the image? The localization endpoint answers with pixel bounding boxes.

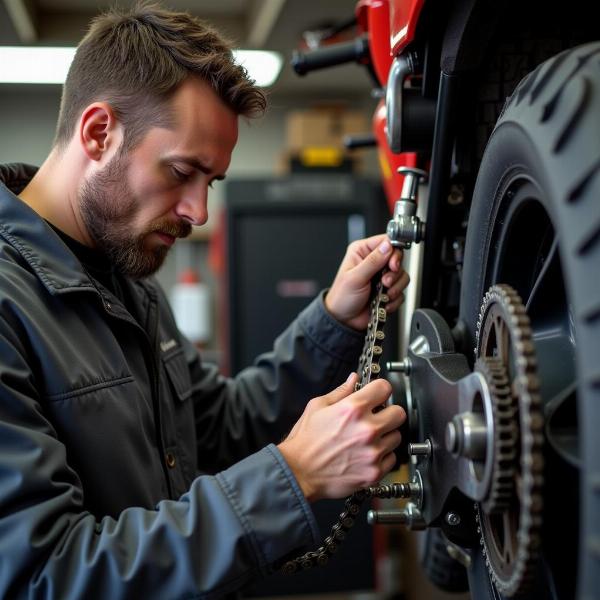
[445,512,461,526]
[408,440,431,456]
[386,220,398,240]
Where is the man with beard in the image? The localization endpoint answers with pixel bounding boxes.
[0,4,409,598]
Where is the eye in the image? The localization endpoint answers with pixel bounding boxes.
[170,166,193,182]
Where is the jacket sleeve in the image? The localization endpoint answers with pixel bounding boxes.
[187,291,366,472]
[0,317,321,599]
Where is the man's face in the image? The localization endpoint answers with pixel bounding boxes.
[79,77,238,278]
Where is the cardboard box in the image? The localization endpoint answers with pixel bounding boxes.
[285,108,369,152]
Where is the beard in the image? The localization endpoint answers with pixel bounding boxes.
[79,152,192,279]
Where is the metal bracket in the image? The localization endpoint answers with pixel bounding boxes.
[387,167,428,249]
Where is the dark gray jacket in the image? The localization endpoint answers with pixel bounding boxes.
[0,164,364,599]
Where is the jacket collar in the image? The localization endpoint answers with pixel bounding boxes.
[0,163,97,295]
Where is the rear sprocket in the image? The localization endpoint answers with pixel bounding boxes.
[475,284,544,597]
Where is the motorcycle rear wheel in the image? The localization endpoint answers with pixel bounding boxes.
[459,41,600,600]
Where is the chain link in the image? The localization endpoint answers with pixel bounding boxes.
[280,483,412,574]
[281,273,393,574]
[355,272,389,392]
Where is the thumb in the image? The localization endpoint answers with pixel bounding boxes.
[324,372,357,405]
[352,239,393,282]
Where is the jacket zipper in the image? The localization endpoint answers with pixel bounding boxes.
[145,294,175,500]
[101,293,174,500]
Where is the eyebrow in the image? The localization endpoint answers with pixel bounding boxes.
[165,155,227,181]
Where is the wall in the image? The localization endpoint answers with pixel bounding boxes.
[0,86,63,165]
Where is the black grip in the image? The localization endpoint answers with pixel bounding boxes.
[291,35,370,76]
[343,133,377,149]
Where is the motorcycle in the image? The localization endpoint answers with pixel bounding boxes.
[290,1,600,598]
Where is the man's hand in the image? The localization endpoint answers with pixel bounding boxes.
[278,373,406,502]
[325,233,409,330]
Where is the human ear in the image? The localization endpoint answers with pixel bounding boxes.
[79,102,120,161]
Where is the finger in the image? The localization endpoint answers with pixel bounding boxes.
[385,292,405,313]
[359,233,391,253]
[385,249,403,273]
[323,372,357,405]
[353,378,393,410]
[351,239,395,283]
[373,404,406,433]
[380,451,398,478]
[345,233,389,263]
[385,272,410,302]
[379,428,402,454]
[398,270,411,290]
[383,268,409,289]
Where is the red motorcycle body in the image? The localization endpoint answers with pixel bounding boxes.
[357,0,423,214]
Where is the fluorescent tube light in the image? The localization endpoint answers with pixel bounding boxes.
[234,50,283,87]
[0,46,283,87]
[0,47,76,84]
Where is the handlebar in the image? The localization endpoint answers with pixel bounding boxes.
[343,133,377,149]
[291,35,370,76]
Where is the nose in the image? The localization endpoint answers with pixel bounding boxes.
[174,181,209,226]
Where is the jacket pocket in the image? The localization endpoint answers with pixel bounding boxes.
[161,347,197,490]
[45,374,135,402]
[162,348,193,402]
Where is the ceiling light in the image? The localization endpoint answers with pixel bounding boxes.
[0,47,283,87]
[234,50,283,87]
[0,47,76,84]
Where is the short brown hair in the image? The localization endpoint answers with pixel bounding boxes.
[54,2,267,150]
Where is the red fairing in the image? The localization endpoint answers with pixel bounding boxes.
[355,0,393,87]
[372,99,418,214]
[389,0,425,55]
[355,0,370,32]
[356,0,420,213]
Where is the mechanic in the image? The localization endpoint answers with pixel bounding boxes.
[0,4,409,598]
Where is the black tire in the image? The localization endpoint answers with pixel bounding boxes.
[460,42,600,599]
[419,529,469,593]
